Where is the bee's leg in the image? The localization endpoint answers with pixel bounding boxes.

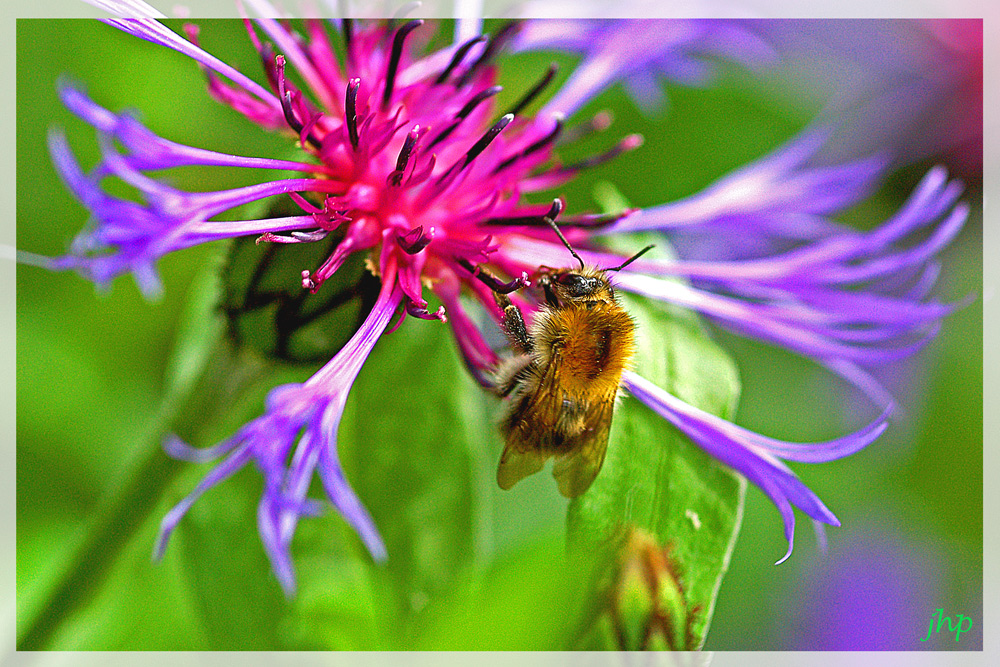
[536,273,560,308]
[493,354,533,396]
[455,258,533,353]
[493,290,533,354]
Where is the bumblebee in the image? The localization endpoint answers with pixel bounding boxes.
[490,218,652,497]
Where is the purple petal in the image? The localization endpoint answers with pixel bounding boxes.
[153,444,256,561]
[155,280,404,590]
[623,371,890,563]
[610,130,888,234]
[58,81,330,174]
[82,0,165,18]
[516,20,776,117]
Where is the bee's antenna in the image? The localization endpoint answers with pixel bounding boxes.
[543,199,585,270]
[607,245,655,272]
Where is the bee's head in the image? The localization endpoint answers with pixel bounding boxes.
[538,267,614,305]
[536,197,654,307]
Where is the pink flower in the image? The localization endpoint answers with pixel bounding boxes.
[34,13,971,594]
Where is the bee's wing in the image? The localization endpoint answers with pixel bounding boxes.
[496,444,548,490]
[551,396,614,498]
[496,351,566,490]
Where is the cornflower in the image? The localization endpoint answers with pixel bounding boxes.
[35,6,969,596]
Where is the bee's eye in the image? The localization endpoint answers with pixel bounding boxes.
[555,273,600,296]
[555,273,581,286]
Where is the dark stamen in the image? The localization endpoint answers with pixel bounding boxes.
[342,19,354,66]
[434,113,513,188]
[457,258,530,294]
[485,210,629,229]
[482,198,566,227]
[463,113,513,168]
[521,116,564,158]
[395,225,433,254]
[558,209,637,229]
[279,92,322,150]
[436,36,487,84]
[456,20,520,87]
[494,116,563,173]
[274,55,322,149]
[260,42,280,93]
[383,19,423,110]
[559,134,643,174]
[504,63,558,117]
[428,85,503,149]
[608,245,655,272]
[458,85,503,120]
[560,111,613,145]
[279,90,301,132]
[388,126,421,186]
[345,78,361,150]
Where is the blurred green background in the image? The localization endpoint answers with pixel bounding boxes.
[16,19,981,650]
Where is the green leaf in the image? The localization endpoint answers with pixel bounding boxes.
[408,533,583,650]
[567,234,744,650]
[168,475,290,649]
[161,242,229,400]
[325,314,494,647]
[281,519,394,650]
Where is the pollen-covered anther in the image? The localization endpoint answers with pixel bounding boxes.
[300,269,316,290]
[395,225,435,254]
